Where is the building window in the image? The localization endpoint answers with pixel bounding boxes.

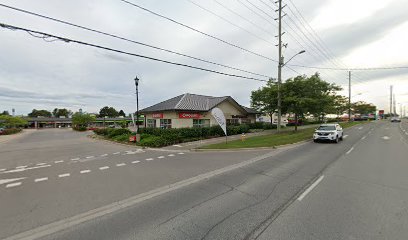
[147,119,156,128]
[160,119,172,129]
[193,119,210,128]
[241,118,251,124]
[227,119,239,125]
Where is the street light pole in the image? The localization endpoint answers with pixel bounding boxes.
[277,0,283,133]
[134,76,139,134]
[348,71,352,122]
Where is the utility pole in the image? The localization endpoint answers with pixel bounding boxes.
[393,94,396,116]
[134,76,140,134]
[277,0,283,133]
[390,85,393,117]
[348,71,351,122]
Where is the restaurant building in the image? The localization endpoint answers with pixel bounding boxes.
[140,93,258,129]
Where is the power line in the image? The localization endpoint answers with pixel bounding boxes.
[118,0,278,63]
[0,22,269,82]
[286,64,408,71]
[0,3,270,79]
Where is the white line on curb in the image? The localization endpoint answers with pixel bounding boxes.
[80,170,91,174]
[346,147,354,155]
[35,177,48,183]
[6,182,22,188]
[298,175,324,201]
[58,173,70,178]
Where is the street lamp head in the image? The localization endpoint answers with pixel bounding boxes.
[298,50,306,54]
[134,76,139,86]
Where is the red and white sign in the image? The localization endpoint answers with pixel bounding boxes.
[152,113,163,119]
[179,112,201,119]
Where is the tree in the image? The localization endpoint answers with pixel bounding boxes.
[99,106,119,118]
[250,79,278,125]
[332,95,349,117]
[0,115,28,128]
[28,109,52,118]
[52,108,72,118]
[1,110,10,116]
[118,110,126,117]
[352,101,376,115]
[72,113,96,127]
[282,73,341,130]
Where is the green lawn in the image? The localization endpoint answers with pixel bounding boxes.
[199,121,368,150]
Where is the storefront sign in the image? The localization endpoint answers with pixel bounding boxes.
[152,113,163,119]
[179,112,201,119]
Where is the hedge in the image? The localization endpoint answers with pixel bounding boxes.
[0,128,22,135]
[73,126,87,131]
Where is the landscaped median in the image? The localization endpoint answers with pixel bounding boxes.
[198,121,369,150]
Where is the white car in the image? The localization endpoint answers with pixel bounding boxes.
[313,124,343,143]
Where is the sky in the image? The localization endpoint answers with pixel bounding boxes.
[0,0,408,116]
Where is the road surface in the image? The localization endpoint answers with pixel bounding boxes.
[1,121,407,239]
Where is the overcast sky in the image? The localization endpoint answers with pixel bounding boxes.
[1,0,408,116]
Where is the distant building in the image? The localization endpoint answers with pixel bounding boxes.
[24,117,135,128]
[140,93,258,129]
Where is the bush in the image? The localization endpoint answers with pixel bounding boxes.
[94,128,110,136]
[107,128,131,138]
[139,135,167,147]
[112,133,132,142]
[248,122,265,129]
[262,124,277,130]
[0,128,22,135]
[73,126,87,131]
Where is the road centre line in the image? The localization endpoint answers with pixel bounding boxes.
[16,166,27,169]
[132,160,140,164]
[346,147,354,155]
[116,163,126,167]
[146,158,154,161]
[71,158,80,161]
[297,175,325,201]
[361,136,366,140]
[36,163,46,166]
[157,156,165,159]
[100,154,108,157]
[54,160,64,163]
[0,177,26,185]
[113,152,120,155]
[178,152,185,155]
[0,169,6,172]
[6,182,22,188]
[80,170,91,174]
[35,177,48,183]
[99,166,109,170]
[168,154,175,157]
[2,165,51,174]
[85,156,94,159]
[58,173,70,178]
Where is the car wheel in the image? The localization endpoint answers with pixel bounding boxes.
[313,139,317,143]
[334,136,339,143]
[340,135,343,141]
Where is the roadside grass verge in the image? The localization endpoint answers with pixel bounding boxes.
[199,121,369,150]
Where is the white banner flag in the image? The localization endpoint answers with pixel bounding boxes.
[131,113,136,128]
[211,107,227,136]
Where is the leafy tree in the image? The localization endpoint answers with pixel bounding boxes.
[52,108,72,118]
[352,101,376,115]
[1,110,10,116]
[331,95,349,117]
[99,106,119,118]
[250,79,279,125]
[28,109,52,118]
[72,113,96,127]
[0,115,28,128]
[118,110,126,117]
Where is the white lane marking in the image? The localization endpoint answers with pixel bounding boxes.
[157,156,165,159]
[343,135,348,139]
[358,127,363,130]
[0,177,26,185]
[113,152,120,155]
[36,163,46,166]
[2,165,51,173]
[54,160,64,164]
[298,175,325,201]
[116,163,126,167]
[382,136,390,140]
[58,173,70,178]
[132,160,140,164]
[173,145,182,147]
[0,169,6,172]
[146,158,154,161]
[361,136,366,140]
[346,147,354,155]
[6,182,22,188]
[99,166,109,170]
[100,154,108,157]
[71,158,80,161]
[86,156,94,159]
[80,170,91,174]
[35,177,48,183]
[16,166,27,169]
[178,152,185,155]
[168,154,175,157]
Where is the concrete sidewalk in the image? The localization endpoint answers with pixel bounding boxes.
[161,124,319,151]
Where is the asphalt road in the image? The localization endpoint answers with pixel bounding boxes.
[2,121,406,240]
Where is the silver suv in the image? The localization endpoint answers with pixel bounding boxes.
[313,124,343,143]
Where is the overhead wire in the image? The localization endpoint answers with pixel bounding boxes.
[0,3,270,79]
[0,23,269,82]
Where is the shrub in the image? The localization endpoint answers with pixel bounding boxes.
[262,124,277,130]
[248,122,265,129]
[139,135,167,147]
[94,128,110,136]
[73,126,87,131]
[112,133,132,142]
[107,128,131,138]
[1,128,22,135]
